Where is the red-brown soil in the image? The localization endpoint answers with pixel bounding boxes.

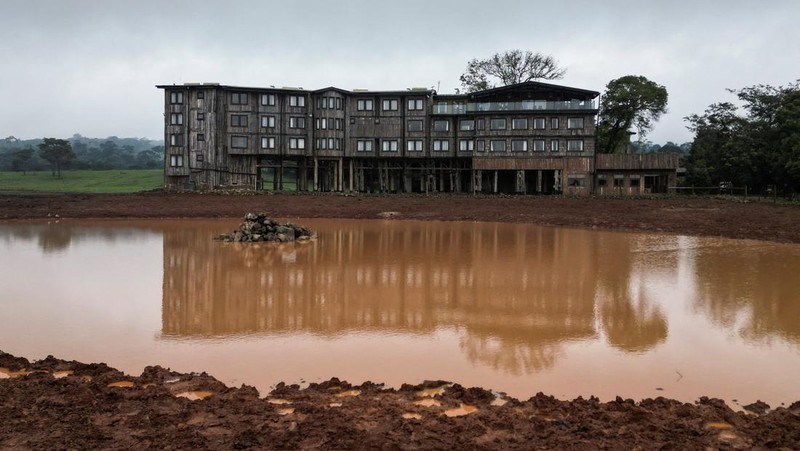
[2,192,800,243]
[2,194,800,448]
[1,352,798,450]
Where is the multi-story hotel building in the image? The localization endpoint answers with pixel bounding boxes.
[157,81,677,195]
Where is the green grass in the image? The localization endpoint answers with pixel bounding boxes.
[0,169,164,193]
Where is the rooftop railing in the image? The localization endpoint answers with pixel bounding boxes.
[432,99,597,115]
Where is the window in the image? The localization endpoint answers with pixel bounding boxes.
[289,95,305,107]
[533,139,546,151]
[490,140,506,152]
[568,176,585,187]
[432,140,449,151]
[197,91,204,100]
[407,120,423,132]
[597,175,607,187]
[407,140,423,151]
[289,117,305,128]
[490,118,506,130]
[169,154,183,167]
[382,140,399,152]
[231,93,248,105]
[630,175,641,188]
[261,137,275,149]
[550,117,559,129]
[477,119,485,130]
[170,113,183,125]
[231,114,248,127]
[433,120,449,132]
[382,99,398,111]
[459,120,475,131]
[408,99,424,110]
[567,139,584,151]
[169,134,183,146]
[550,139,559,152]
[197,133,205,142]
[357,140,373,152]
[512,118,528,130]
[261,94,276,106]
[613,175,624,188]
[317,97,325,109]
[512,140,528,152]
[231,136,248,148]
[567,117,584,129]
[434,103,449,114]
[261,115,275,128]
[357,99,373,111]
[289,137,305,149]
[477,140,485,152]
[335,118,342,130]
[196,154,204,162]
[459,139,474,152]
[169,92,183,104]
[316,138,326,150]
[328,138,336,149]
[533,118,546,129]
[316,118,328,130]
[197,112,205,121]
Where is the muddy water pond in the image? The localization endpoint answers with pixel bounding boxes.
[1,218,799,406]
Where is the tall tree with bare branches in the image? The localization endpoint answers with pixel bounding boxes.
[459,49,566,93]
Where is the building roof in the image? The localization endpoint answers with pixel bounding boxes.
[156,83,436,96]
[469,81,600,99]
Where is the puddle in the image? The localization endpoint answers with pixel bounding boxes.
[413,398,441,407]
[334,389,361,398]
[176,390,213,400]
[52,370,72,379]
[267,398,292,405]
[329,402,343,408]
[443,403,478,417]
[402,413,422,420]
[165,377,181,384]
[107,381,135,388]
[416,385,448,397]
[0,368,33,379]
[705,422,734,430]
[277,407,295,416]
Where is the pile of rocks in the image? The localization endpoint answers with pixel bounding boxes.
[215,213,313,243]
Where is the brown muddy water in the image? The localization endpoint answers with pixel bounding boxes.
[1,218,799,407]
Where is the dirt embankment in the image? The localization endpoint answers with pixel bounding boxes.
[1,352,798,449]
[2,192,800,243]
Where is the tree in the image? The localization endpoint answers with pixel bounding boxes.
[596,75,668,154]
[683,81,800,194]
[459,49,566,93]
[11,147,34,174]
[38,138,75,178]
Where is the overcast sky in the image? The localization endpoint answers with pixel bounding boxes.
[2,0,798,144]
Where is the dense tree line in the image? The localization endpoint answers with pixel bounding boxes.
[684,81,800,195]
[0,134,163,173]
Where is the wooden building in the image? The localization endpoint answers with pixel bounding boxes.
[157,81,677,195]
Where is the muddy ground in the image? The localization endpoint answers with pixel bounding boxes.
[2,192,800,243]
[1,352,798,450]
[2,193,800,448]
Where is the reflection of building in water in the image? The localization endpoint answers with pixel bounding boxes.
[691,242,800,344]
[161,220,678,373]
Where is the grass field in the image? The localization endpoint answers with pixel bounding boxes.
[0,169,164,193]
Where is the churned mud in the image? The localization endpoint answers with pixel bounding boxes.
[2,192,800,243]
[1,351,798,449]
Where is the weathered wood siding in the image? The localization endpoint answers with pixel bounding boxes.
[596,153,679,170]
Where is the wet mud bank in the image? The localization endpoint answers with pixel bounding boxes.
[1,352,798,449]
[2,192,800,243]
